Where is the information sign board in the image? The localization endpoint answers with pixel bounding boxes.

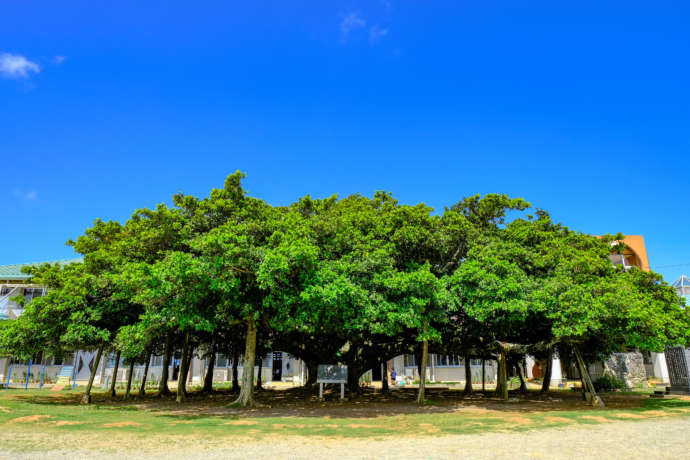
[317,364,348,383]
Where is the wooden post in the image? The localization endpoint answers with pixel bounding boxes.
[574,347,604,407]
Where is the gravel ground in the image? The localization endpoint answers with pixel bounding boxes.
[4,417,690,460]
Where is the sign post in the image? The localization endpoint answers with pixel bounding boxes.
[317,365,348,400]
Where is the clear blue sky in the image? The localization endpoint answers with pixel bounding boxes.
[1,1,689,283]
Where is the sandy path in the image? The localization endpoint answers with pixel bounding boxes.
[4,417,690,459]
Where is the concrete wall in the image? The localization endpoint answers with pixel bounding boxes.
[388,354,498,383]
[431,365,497,383]
[98,362,286,386]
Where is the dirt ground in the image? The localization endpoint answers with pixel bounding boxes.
[3,387,689,459]
[3,416,689,460]
[39,385,662,418]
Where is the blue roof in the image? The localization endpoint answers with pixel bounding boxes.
[673,275,690,289]
[0,259,83,281]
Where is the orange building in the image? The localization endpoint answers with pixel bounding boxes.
[604,235,669,383]
[533,234,670,386]
[608,235,651,272]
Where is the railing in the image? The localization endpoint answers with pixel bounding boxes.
[0,286,20,310]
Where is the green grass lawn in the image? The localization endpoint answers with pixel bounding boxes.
[1,387,690,452]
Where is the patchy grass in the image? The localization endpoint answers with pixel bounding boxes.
[1,386,689,453]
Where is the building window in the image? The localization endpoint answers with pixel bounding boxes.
[1,287,12,296]
[404,354,416,367]
[433,355,462,367]
[23,288,45,302]
[224,356,243,367]
[216,353,228,368]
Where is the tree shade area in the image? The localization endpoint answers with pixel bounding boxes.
[1,172,688,407]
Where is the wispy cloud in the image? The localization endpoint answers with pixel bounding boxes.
[54,55,66,64]
[0,53,40,79]
[12,188,39,201]
[370,25,389,43]
[341,12,366,37]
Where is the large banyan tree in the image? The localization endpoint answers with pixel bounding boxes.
[1,172,688,407]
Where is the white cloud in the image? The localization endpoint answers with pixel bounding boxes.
[54,55,66,64]
[341,12,366,37]
[12,188,39,201]
[0,53,40,79]
[370,25,389,43]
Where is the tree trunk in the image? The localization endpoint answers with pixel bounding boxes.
[381,361,389,393]
[183,343,193,394]
[159,333,172,396]
[305,361,318,387]
[202,342,216,394]
[139,349,152,397]
[517,359,527,394]
[125,359,135,398]
[176,331,191,403]
[579,373,587,400]
[574,347,604,407]
[415,350,423,382]
[416,338,428,405]
[232,317,257,407]
[108,350,121,398]
[347,366,363,394]
[256,356,263,391]
[81,344,104,404]
[495,349,508,401]
[463,355,473,395]
[231,348,240,393]
[540,347,553,393]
